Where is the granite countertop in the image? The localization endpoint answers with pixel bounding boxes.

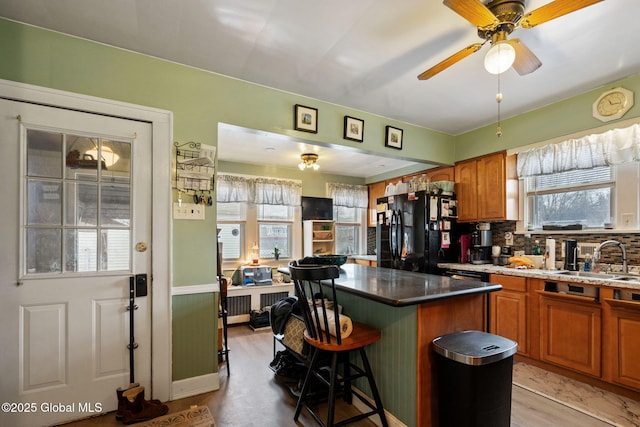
[438,263,640,291]
[280,263,501,307]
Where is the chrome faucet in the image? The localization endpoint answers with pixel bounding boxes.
[593,240,628,274]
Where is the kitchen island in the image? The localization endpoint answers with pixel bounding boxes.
[280,263,501,426]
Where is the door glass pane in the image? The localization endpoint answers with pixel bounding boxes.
[102,139,131,183]
[27,180,62,226]
[65,182,98,226]
[101,229,130,271]
[25,128,133,276]
[65,135,99,181]
[27,129,62,179]
[64,229,97,272]
[26,228,62,274]
[101,184,131,227]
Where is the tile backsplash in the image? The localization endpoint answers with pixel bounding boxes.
[491,221,640,267]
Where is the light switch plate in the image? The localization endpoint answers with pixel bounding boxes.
[173,202,205,220]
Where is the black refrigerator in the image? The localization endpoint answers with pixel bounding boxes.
[376,190,459,274]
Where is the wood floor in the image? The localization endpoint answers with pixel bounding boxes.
[61,325,614,427]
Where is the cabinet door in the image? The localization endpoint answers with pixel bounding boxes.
[489,275,528,356]
[605,299,640,390]
[538,291,601,377]
[454,160,478,222]
[478,153,506,220]
[426,166,455,183]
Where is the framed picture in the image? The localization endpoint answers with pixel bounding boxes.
[343,116,364,142]
[294,104,318,133]
[385,126,403,150]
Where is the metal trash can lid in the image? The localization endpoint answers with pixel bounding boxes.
[432,330,517,366]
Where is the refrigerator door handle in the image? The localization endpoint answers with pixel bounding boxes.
[396,209,404,259]
[390,211,398,261]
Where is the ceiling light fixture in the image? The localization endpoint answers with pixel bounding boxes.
[85,145,120,167]
[298,153,320,170]
[484,32,515,75]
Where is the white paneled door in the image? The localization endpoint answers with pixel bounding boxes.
[0,99,152,427]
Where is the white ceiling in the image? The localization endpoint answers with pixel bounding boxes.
[2,0,639,178]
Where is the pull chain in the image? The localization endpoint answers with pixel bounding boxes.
[496,73,503,137]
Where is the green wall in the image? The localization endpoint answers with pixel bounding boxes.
[0,18,452,382]
[454,74,640,160]
[2,16,640,391]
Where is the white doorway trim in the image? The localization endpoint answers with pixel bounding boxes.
[0,79,173,402]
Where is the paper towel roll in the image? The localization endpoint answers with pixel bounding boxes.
[312,308,353,339]
[545,238,556,270]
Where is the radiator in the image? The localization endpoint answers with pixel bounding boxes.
[260,292,290,308]
[227,295,251,316]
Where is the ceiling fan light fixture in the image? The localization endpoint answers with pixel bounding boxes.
[298,153,320,171]
[484,41,516,75]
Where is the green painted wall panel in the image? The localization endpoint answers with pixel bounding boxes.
[172,293,218,380]
[337,291,418,427]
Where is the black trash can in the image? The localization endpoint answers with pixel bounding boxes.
[432,330,517,427]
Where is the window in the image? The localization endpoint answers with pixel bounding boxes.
[524,166,614,229]
[217,201,300,265]
[333,205,365,255]
[258,205,294,259]
[217,203,246,261]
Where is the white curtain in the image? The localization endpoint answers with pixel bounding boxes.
[253,177,302,206]
[517,123,640,177]
[216,174,302,206]
[326,182,368,208]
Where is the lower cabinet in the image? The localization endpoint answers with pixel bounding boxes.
[604,298,640,390]
[537,289,601,378]
[489,274,528,356]
[486,273,640,394]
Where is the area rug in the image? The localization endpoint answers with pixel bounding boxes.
[512,362,640,426]
[132,405,215,427]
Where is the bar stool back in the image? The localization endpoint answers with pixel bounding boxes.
[289,261,387,427]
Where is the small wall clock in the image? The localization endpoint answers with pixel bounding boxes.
[592,87,634,122]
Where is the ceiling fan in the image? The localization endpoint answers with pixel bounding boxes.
[417,0,603,80]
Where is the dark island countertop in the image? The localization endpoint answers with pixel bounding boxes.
[279,263,501,307]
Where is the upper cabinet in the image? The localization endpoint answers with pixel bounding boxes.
[367,166,455,227]
[455,152,518,222]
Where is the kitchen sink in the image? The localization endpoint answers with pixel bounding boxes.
[610,274,640,283]
[550,270,619,279]
[550,270,640,282]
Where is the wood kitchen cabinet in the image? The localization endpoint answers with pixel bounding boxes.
[603,292,640,390]
[401,166,455,184]
[454,152,518,222]
[537,285,602,378]
[368,166,456,226]
[454,159,478,222]
[489,274,529,356]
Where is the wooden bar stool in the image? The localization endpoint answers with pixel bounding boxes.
[289,261,387,427]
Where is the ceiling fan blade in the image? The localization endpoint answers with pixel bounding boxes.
[509,39,542,75]
[418,43,484,80]
[520,0,603,29]
[443,0,498,28]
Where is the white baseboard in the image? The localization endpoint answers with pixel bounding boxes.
[171,372,220,400]
[350,386,407,427]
